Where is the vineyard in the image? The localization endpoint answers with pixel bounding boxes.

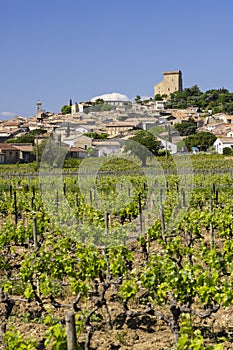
[0,154,233,349]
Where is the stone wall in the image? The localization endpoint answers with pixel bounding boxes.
[154,71,183,96]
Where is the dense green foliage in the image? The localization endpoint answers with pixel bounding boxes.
[83,132,108,139]
[123,130,161,166]
[165,85,233,114]
[174,117,197,136]
[87,99,116,112]
[29,129,47,136]
[154,93,168,101]
[223,147,233,155]
[181,131,217,151]
[7,134,35,144]
[149,125,165,136]
[134,95,141,103]
[7,129,47,145]
[61,105,71,114]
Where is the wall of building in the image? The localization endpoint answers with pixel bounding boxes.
[4,150,20,163]
[72,135,92,149]
[214,138,233,154]
[154,71,183,97]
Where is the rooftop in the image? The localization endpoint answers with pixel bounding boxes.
[163,70,182,75]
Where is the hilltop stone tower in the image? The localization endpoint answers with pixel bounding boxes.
[154,70,183,97]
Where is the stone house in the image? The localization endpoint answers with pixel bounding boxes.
[2,120,22,131]
[12,144,35,163]
[92,140,122,157]
[0,143,20,163]
[105,121,142,136]
[66,146,87,159]
[159,115,177,125]
[63,135,92,150]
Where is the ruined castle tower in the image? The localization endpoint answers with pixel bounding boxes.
[154,70,183,97]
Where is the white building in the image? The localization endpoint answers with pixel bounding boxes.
[105,100,131,107]
[71,103,90,114]
[214,137,233,154]
[155,101,166,110]
[157,137,177,154]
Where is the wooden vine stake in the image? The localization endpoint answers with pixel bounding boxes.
[160,188,163,203]
[65,311,77,350]
[105,212,109,235]
[13,191,18,226]
[215,189,219,206]
[89,191,92,205]
[33,217,40,293]
[33,217,38,250]
[138,193,143,234]
[160,204,166,242]
[182,190,186,207]
[9,184,12,198]
[75,194,79,207]
[210,201,214,248]
[31,195,34,210]
[56,191,59,211]
[212,182,216,196]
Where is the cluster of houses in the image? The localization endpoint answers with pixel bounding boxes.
[0,99,233,164]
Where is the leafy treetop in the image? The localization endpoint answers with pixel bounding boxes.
[174,118,197,136]
[83,132,108,139]
[7,129,47,145]
[123,130,161,166]
[182,131,217,151]
[165,85,233,114]
[61,105,71,115]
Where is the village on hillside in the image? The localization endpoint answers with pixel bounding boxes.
[1,70,233,164]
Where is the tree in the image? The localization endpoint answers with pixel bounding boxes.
[183,132,217,151]
[61,105,71,115]
[123,130,161,166]
[39,138,67,167]
[174,118,197,136]
[166,85,233,114]
[32,139,47,163]
[134,95,141,103]
[154,94,163,101]
[189,85,202,96]
[6,129,47,145]
[223,147,233,155]
[93,98,104,105]
[29,129,47,136]
[7,135,35,144]
[149,126,166,137]
[88,103,115,112]
[83,132,108,139]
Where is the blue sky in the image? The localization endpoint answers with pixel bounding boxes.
[1,0,233,118]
